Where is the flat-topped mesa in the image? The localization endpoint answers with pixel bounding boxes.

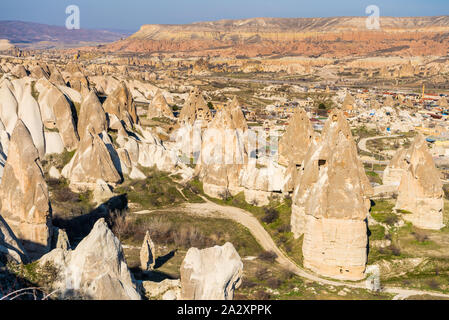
[382,147,409,187]
[62,126,122,191]
[395,134,444,230]
[292,109,372,281]
[77,91,108,141]
[103,82,138,128]
[147,89,174,120]
[196,103,247,198]
[278,108,315,192]
[0,120,52,259]
[178,87,212,126]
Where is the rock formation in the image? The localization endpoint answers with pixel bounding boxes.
[278,108,315,192]
[196,102,247,198]
[77,91,108,140]
[147,89,174,119]
[0,120,52,258]
[62,127,122,191]
[394,134,444,230]
[382,147,408,187]
[178,88,212,125]
[0,214,28,265]
[140,231,156,271]
[37,80,79,150]
[39,218,141,300]
[292,110,373,280]
[180,242,243,300]
[103,82,138,128]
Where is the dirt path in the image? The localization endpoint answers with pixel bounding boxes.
[134,197,449,299]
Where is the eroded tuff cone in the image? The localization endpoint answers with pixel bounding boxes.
[140,231,156,271]
[0,120,52,258]
[227,96,248,132]
[62,127,122,191]
[77,91,108,140]
[103,82,138,128]
[39,218,141,300]
[147,89,174,119]
[178,87,212,125]
[278,108,315,192]
[180,242,243,300]
[38,81,79,150]
[0,81,19,135]
[383,147,408,186]
[395,134,444,230]
[11,64,28,78]
[48,66,66,86]
[292,110,372,281]
[196,105,247,198]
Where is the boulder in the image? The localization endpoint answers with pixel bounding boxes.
[180,242,243,300]
[394,134,444,230]
[292,110,372,280]
[0,120,52,259]
[142,279,181,300]
[39,218,141,300]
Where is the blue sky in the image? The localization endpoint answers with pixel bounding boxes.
[0,0,448,31]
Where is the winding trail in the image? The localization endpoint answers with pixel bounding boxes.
[135,196,449,300]
[358,134,399,165]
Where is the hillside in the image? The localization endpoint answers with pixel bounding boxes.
[105,16,449,57]
[0,20,132,48]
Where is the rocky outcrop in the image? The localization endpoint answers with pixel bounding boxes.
[142,279,181,300]
[292,110,372,281]
[0,81,19,135]
[178,88,211,126]
[278,108,315,192]
[39,218,141,300]
[62,128,122,191]
[103,82,138,128]
[196,103,247,198]
[0,120,52,258]
[147,89,174,119]
[394,134,444,230]
[77,91,107,140]
[382,147,408,187]
[180,242,243,300]
[140,231,156,271]
[0,214,28,265]
[37,80,79,150]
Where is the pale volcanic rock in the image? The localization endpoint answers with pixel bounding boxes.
[0,81,19,135]
[10,65,28,78]
[0,214,28,264]
[140,231,156,271]
[39,218,141,300]
[143,279,181,300]
[0,120,52,258]
[0,39,14,51]
[44,131,65,155]
[37,80,79,150]
[382,147,408,187]
[62,127,122,191]
[178,88,212,126]
[292,110,372,281]
[48,67,66,86]
[180,242,243,300]
[103,82,138,128]
[196,105,247,198]
[394,134,444,230]
[342,93,356,111]
[18,85,46,158]
[278,108,315,192]
[77,91,108,140]
[147,89,174,119]
[29,65,49,80]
